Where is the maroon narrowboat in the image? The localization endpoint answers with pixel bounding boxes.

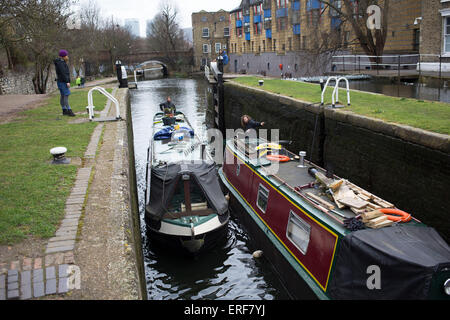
[218,135,450,300]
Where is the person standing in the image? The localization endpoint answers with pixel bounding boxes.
[54,50,75,116]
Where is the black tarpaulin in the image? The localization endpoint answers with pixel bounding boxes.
[328,225,450,300]
[145,161,228,221]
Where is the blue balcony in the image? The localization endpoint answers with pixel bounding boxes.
[265,29,272,39]
[276,8,288,18]
[244,15,250,23]
[264,9,271,18]
[293,24,301,35]
[254,15,262,23]
[292,1,300,11]
[331,17,342,29]
[245,32,251,41]
[307,0,323,10]
[236,20,242,27]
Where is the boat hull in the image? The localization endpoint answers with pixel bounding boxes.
[228,193,318,299]
[145,215,229,255]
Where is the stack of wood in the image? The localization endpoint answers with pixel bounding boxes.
[360,210,395,229]
[311,170,396,229]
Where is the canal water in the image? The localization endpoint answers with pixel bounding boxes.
[130,78,291,300]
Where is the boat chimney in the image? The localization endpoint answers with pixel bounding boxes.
[201,143,206,160]
[297,151,307,168]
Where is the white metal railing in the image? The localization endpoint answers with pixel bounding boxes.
[321,76,351,107]
[86,86,121,120]
[204,65,210,79]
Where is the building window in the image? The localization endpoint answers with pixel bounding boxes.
[286,211,311,254]
[224,27,230,37]
[202,28,209,37]
[273,39,277,51]
[201,58,207,66]
[277,0,288,8]
[202,44,210,53]
[256,184,269,213]
[201,16,208,22]
[413,29,420,52]
[215,43,221,53]
[219,16,225,22]
[444,17,450,53]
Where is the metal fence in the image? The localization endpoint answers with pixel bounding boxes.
[331,54,447,81]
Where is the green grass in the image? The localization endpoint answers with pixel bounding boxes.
[0,88,110,244]
[233,77,450,135]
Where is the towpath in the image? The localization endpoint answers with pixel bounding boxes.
[0,79,143,300]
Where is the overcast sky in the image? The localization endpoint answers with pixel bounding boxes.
[74,0,241,36]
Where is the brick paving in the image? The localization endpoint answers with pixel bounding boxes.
[0,87,118,300]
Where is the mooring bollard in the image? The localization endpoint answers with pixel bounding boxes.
[50,147,70,164]
[259,80,264,86]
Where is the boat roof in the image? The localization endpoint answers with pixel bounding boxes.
[151,112,208,166]
[226,136,421,235]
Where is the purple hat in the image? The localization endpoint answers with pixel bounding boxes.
[59,49,68,57]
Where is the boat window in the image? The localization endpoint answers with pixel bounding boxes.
[286,211,311,254]
[256,184,269,213]
[167,179,209,214]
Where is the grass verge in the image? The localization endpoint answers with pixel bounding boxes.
[233,77,450,135]
[0,88,111,244]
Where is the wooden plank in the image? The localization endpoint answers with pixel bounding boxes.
[368,219,394,229]
[338,196,369,209]
[361,210,384,222]
[365,215,388,227]
[306,192,335,210]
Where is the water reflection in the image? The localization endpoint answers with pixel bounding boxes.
[131,78,290,300]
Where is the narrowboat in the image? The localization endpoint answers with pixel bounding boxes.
[219,134,450,299]
[144,112,229,254]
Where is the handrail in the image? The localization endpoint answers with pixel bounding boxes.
[204,65,210,80]
[321,76,351,107]
[321,76,337,105]
[87,86,121,120]
[332,77,351,107]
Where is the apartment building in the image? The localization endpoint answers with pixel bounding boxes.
[192,10,231,71]
[227,0,423,77]
[417,0,450,71]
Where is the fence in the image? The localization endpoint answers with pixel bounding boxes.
[331,54,447,82]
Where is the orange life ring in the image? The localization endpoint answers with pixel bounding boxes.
[379,208,412,223]
[266,154,290,162]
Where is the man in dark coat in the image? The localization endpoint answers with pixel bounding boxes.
[54,49,75,116]
[159,96,176,115]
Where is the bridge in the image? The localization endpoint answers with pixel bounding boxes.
[120,49,193,67]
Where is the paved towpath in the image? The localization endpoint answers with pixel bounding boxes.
[0,82,142,300]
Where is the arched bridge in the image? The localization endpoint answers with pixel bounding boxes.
[135,60,169,77]
[121,49,193,67]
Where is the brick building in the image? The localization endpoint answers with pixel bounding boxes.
[417,0,450,72]
[227,0,423,77]
[192,10,231,71]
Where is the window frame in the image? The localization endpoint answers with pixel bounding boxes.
[202,43,210,54]
[202,27,209,38]
[256,183,270,213]
[215,42,221,53]
[286,210,311,255]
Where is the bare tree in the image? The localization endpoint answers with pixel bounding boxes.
[146,0,186,65]
[319,0,389,61]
